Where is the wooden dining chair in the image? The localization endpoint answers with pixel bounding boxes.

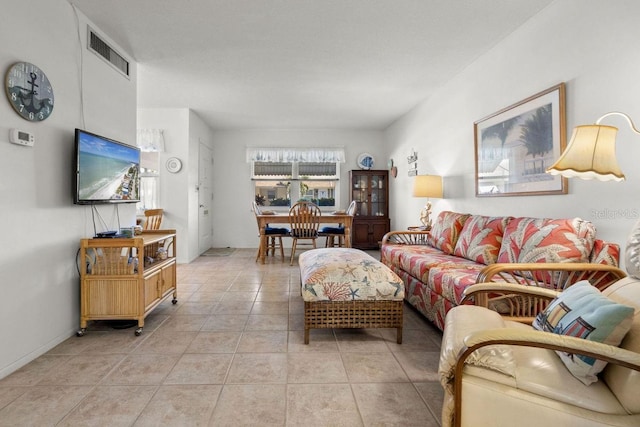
[321,200,357,247]
[252,201,289,262]
[143,209,164,230]
[288,201,322,265]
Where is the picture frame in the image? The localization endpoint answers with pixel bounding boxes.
[474,83,567,197]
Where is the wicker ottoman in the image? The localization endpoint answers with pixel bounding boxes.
[299,248,405,344]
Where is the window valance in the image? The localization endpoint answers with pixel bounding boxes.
[136,129,165,152]
[246,147,345,163]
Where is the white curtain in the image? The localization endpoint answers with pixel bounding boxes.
[136,129,163,212]
[246,147,345,163]
[136,129,165,152]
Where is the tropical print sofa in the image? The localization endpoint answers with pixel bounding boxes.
[380,211,624,330]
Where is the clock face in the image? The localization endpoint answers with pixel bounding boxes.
[5,62,54,121]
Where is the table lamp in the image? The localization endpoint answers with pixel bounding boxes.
[413,175,443,229]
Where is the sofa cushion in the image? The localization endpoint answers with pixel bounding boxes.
[589,239,620,266]
[497,217,596,264]
[382,244,470,284]
[532,280,635,385]
[428,265,487,306]
[453,215,511,265]
[426,211,470,255]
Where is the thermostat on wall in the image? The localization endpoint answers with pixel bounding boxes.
[9,129,35,147]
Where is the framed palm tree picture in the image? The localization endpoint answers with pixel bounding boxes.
[474,83,567,197]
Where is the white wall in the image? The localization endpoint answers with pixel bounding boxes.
[137,108,215,263]
[0,0,137,378]
[4,0,637,380]
[211,129,385,248]
[385,0,640,267]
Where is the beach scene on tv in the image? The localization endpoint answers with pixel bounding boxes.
[78,134,140,202]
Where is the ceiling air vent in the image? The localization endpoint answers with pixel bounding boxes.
[88,28,130,78]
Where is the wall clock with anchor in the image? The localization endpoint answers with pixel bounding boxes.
[5,61,54,122]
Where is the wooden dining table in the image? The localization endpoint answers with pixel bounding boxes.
[256,212,353,264]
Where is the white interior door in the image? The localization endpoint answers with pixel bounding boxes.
[198,143,213,253]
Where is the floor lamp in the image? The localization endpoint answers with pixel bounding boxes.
[547,111,640,277]
[412,175,443,230]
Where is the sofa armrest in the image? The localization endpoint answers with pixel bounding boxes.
[450,328,640,427]
[462,282,560,325]
[381,230,430,246]
[464,282,560,301]
[462,282,560,323]
[476,262,626,291]
[469,264,626,324]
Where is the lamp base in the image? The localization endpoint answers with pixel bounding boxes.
[419,202,432,229]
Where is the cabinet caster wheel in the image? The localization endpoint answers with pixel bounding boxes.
[135,328,143,336]
[172,298,177,304]
[76,329,86,337]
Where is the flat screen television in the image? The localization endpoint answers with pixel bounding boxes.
[74,128,141,204]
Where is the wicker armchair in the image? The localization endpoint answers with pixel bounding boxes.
[464,263,627,324]
[439,277,640,427]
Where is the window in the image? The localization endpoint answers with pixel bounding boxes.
[298,162,337,206]
[137,151,160,211]
[253,161,339,208]
[136,129,165,212]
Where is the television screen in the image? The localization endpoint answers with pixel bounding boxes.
[74,128,140,204]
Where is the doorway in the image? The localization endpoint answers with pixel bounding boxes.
[198,143,214,253]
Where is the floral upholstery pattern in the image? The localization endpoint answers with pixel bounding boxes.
[497,217,596,264]
[381,212,619,331]
[388,265,450,329]
[299,248,404,302]
[453,215,511,264]
[590,239,621,266]
[426,211,470,255]
[382,244,476,283]
[428,265,490,306]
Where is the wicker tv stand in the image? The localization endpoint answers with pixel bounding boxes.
[77,230,177,336]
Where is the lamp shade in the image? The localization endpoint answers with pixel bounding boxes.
[413,175,443,198]
[546,124,624,181]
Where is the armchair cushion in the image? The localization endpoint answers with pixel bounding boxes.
[440,305,516,379]
[532,280,635,385]
[265,226,289,235]
[319,226,344,234]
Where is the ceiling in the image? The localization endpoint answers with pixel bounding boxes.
[69,0,554,130]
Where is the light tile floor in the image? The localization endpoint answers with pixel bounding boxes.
[0,248,444,426]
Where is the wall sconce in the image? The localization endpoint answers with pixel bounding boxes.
[546,111,640,278]
[412,175,443,230]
